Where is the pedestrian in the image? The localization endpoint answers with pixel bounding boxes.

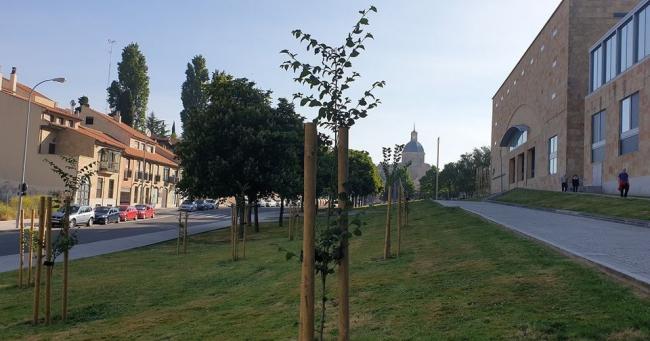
[618,168,630,198]
[571,174,580,192]
[561,174,568,192]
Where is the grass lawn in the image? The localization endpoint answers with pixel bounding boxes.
[495,188,650,221]
[2,201,650,339]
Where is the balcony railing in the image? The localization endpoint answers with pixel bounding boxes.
[99,161,120,173]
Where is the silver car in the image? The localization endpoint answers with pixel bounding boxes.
[179,200,197,212]
[51,205,95,227]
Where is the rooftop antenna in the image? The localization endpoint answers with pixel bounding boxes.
[105,39,117,113]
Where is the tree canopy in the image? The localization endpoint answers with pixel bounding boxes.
[438,146,490,199]
[145,112,169,137]
[180,55,210,132]
[107,43,150,130]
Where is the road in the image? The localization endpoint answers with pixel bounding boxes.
[0,207,282,257]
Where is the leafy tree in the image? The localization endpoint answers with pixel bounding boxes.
[145,112,169,137]
[438,147,490,199]
[107,43,150,130]
[180,55,210,131]
[74,96,89,114]
[348,149,381,205]
[170,121,177,140]
[177,71,275,235]
[419,166,439,199]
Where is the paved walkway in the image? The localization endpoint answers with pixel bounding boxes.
[438,200,650,286]
[0,212,277,273]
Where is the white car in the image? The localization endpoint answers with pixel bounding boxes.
[179,200,197,212]
[51,205,95,227]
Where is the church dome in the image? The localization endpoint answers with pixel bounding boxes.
[404,128,424,153]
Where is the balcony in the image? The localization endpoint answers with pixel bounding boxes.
[99,161,120,173]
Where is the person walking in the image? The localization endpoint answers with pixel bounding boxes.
[571,174,580,192]
[618,168,630,198]
[561,174,568,192]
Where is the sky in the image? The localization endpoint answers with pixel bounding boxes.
[4,0,561,166]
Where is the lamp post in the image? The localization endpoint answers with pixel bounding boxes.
[15,77,65,229]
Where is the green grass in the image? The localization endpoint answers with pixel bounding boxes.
[2,201,650,339]
[496,188,650,221]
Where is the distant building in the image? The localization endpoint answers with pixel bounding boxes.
[490,0,638,194]
[402,128,431,189]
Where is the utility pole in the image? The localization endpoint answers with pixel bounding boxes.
[435,137,440,200]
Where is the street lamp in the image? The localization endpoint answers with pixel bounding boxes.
[15,77,66,229]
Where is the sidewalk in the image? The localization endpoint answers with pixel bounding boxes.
[0,211,276,273]
[437,200,650,287]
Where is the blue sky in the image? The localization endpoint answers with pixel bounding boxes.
[4,0,560,166]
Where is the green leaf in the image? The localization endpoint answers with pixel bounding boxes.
[309,100,322,107]
[369,6,377,12]
[350,50,359,58]
[300,98,310,106]
[359,18,369,25]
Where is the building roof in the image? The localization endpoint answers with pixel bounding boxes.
[76,126,128,150]
[1,87,82,121]
[404,140,424,153]
[123,146,178,168]
[88,107,156,144]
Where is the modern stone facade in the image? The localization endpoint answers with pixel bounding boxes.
[490,0,638,194]
[584,0,650,196]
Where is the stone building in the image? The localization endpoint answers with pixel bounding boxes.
[490,0,638,194]
[585,0,650,196]
[402,128,431,189]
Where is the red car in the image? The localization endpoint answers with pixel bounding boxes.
[135,204,155,219]
[119,205,138,221]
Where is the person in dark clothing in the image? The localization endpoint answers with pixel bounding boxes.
[571,174,580,192]
[618,168,630,198]
[561,175,568,192]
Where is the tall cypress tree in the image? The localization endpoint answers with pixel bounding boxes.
[180,55,209,131]
[107,43,150,130]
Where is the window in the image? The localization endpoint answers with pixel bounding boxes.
[591,46,603,91]
[58,117,64,125]
[620,20,634,72]
[85,116,94,125]
[108,179,115,199]
[48,143,56,154]
[518,153,525,181]
[96,177,104,198]
[134,187,139,203]
[604,34,617,82]
[592,111,606,162]
[50,115,56,123]
[639,5,650,60]
[548,136,558,175]
[67,120,73,127]
[509,158,516,184]
[509,130,527,151]
[620,93,639,155]
[527,148,536,179]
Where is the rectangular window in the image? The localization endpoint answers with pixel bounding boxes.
[620,93,640,155]
[591,46,603,91]
[620,19,634,72]
[85,116,94,125]
[96,177,104,198]
[639,5,650,60]
[48,143,56,154]
[518,153,525,181]
[592,111,606,162]
[527,148,536,179]
[108,179,115,199]
[604,34,617,82]
[548,136,558,175]
[508,158,515,184]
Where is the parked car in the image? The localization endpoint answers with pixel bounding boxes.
[95,206,120,225]
[195,199,207,210]
[180,200,197,212]
[118,205,138,221]
[135,204,155,219]
[205,199,218,209]
[51,205,94,227]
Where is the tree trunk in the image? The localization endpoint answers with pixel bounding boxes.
[384,184,392,260]
[337,126,350,341]
[238,197,245,239]
[300,122,317,341]
[45,197,52,325]
[254,204,259,232]
[397,182,403,257]
[32,197,45,325]
[279,196,284,227]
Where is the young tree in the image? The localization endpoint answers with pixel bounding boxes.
[107,43,150,130]
[282,6,385,339]
[145,112,169,137]
[180,55,210,131]
[170,121,177,140]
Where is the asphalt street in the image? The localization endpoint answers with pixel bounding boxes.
[0,207,282,256]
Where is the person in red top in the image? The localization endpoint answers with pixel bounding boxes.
[618,168,630,198]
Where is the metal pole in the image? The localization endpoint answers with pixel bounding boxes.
[16,78,65,230]
[435,137,440,200]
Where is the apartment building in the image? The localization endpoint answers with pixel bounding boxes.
[585,0,650,196]
[0,67,180,207]
[490,0,638,194]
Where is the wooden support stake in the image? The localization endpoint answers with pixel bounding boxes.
[18,209,24,288]
[397,183,403,257]
[300,122,317,341]
[45,197,52,325]
[62,201,70,320]
[183,212,189,254]
[231,204,235,261]
[384,184,392,260]
[177,212,182,255]
[28,209,35,286]
[337,126,350,341]
[242,214,247,259]
[33,197,45,325]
